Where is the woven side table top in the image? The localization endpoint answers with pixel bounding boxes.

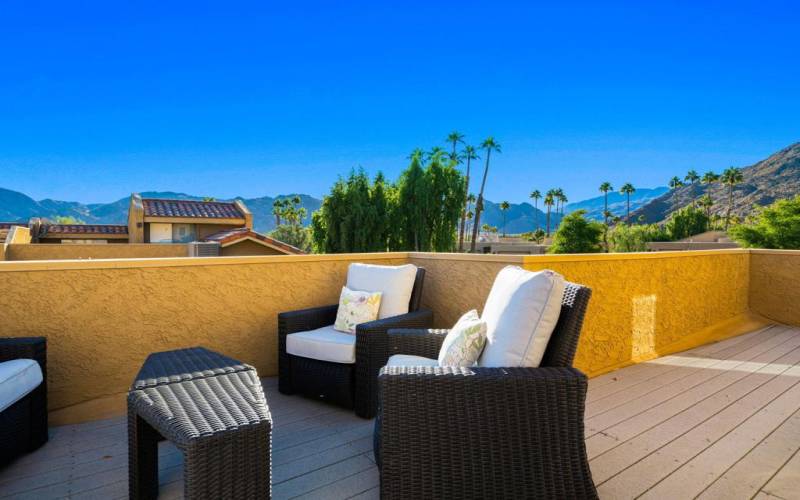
[132,347,254,390]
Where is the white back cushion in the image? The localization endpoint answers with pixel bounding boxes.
[478,266,566,368]
[347,263,418,319]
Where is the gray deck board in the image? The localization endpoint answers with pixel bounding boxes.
[1,324,798,499]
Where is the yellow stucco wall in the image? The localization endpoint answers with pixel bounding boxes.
[0,248,786,424]
[749,249,800,326]
[0,253,407,424]
[410,249,762,377]
[6,243,189,261]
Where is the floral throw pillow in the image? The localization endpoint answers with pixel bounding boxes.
[438,309,488,367]
[333,286,383,334]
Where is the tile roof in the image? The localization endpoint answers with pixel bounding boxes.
[202,227,304,254]
[0,222,27,229]
[142,198,244,219]
[40,224,129,236]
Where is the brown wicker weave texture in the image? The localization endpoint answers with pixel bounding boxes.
[375,282,598,499]
[128,347,272,500]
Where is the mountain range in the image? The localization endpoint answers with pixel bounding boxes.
[631,141,800,223]
[0,186,666,235]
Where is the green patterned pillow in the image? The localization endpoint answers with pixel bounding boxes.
[438,310,488,367]
[333,286,383,334]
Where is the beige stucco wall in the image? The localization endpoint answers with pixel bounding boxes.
[0,248,786,425]
[410,249,759,377]
[6,243,189,261]
[749,249,800,326]
[0,253,407,424]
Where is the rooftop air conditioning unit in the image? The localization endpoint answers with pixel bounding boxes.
[188,242,221,257]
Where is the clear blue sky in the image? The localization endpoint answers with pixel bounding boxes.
[1,1,798,204]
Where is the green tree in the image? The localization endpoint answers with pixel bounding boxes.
[599,182,613,225]
[544,190,555,236]
[720,166,744,230]
[458,146,479,251]
[669,176,684,190]
[500,201,510,236]
[530,189,542,230]
[446,131,465,156]
[270,224,312,253]
[548,210,604,254]
[684,170,700,206]
[608,224,670,252]
[665,206,709,240]
[470,137,501,252]
[729,196,800,249]
[702,170,719,185]
[699,194,714,219]
[52,215,85,225]
[620,183,636,224]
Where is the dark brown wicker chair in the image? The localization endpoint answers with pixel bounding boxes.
[374,282,597,499]
[0,337,48,467]
[278,267,433,418]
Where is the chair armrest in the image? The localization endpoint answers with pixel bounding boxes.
[353,309,434,418]
[376,366,596,499]
[278,304,339,337]
[387,328,449,359]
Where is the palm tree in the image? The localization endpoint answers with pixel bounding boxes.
[446,131,465,156]
[599,182,613,225]
[620,183,636,224]
[720,166,744,230]
[407,148,424,161]
[669,176,684,190]
[530,189,542,229]
[559,193,568,216]
[699,194,714,219]
[685,170,700,207]
[544,190,555,236]
[702,171,719,185]
[552,188,564,215]
[427,146,446,162]
[470,137,501,252]
[458,146,479,251]
[500,201,510,236]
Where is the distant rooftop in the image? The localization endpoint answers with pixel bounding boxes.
[202,226,304,254]
[40,224,129,236]
[142,198,244,219]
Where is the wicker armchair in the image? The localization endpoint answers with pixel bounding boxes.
[0,337,48,466]
[374,282,597,499]
[278,267,433,418]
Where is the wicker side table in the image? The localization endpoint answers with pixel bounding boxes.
[128,348,272,499]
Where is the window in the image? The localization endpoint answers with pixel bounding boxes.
[172,224,197,243]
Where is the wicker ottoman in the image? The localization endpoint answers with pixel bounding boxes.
[128,347,272,499]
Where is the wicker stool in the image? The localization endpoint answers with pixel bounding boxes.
[128,347,272,499]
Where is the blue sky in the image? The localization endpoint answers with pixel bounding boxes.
[1,1,798,204]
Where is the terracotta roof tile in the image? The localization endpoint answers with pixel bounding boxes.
[40,224,129,236]
[202,227,304,254]
[143,198,244,219]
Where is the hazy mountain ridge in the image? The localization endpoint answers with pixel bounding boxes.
[0,189,321,233]
[631,142,800,223]
[0,186,669,235]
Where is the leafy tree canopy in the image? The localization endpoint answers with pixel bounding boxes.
[548,210,604,254]
[729,195,800,249]
[665,206,709,240]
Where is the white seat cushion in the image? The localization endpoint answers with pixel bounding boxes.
[347,263,418,319]
[286,325,357,364]
[386,354,439,368]
[0,359,43,412]
[478,266,566,368]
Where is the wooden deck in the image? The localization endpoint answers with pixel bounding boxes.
[2,324,799,499]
